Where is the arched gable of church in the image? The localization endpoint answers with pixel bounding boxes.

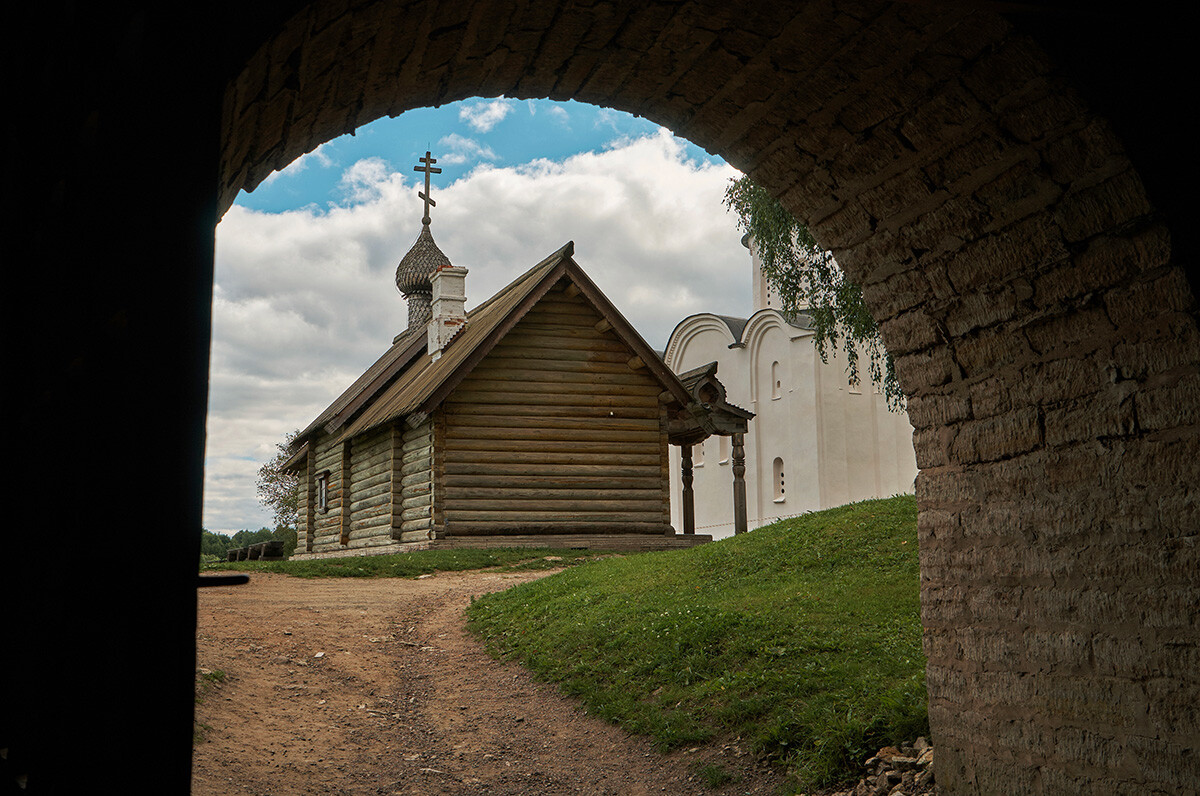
[662,313,742,372]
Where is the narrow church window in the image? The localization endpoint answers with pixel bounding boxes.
[693,440,704,467]
[773,457,785,503]
[719,435,730,464]
[771,361,782,400]
[317,471,330,513]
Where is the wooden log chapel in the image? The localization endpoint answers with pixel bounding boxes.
[281,152,753,557]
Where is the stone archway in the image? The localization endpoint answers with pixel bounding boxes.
[6,1,1194,793]
[214,3,1197,793]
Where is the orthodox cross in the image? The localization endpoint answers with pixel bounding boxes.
[414,151,442,225]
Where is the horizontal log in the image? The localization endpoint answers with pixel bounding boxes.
[401,505,432,521]
[485,342,630,363]
[394,528,433,542]
[401,448,431,467]
[496,328,630,349]
[444,474,663,489]
[445,390,659,408]
[445,498,662,512]
[446,486,662,501]
[444,402,661,420]
[349,521,392,538]
[454,380,661,398]
[463,367,657,387]
[398,519,433,534]
[445,522,671,536]
[444,438,659,454]
[519,308,600,327]
[442,449,661,465]
[349,469,391,492]
[349,490,390,511]
[444,426,658,443]
[446,414,660,431]
[444,509,665,522]
[594,318,612,333]
[473,356,644,376]
[401,493,431,511]
[445,461,661,477]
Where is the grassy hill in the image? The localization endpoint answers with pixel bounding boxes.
[466,495,926,789]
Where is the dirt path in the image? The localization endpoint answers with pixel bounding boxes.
[192,569,787,795]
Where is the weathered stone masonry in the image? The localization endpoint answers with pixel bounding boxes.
[7,1,1194,793]
[213,3,1199,793]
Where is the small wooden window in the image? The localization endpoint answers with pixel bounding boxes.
[317,470,330,513]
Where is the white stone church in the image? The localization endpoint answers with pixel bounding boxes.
[661,237,918,539]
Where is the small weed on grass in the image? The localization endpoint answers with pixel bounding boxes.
[467,496,926,790]
[695,762,739,788]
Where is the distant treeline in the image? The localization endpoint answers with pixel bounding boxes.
[201,526,297,561]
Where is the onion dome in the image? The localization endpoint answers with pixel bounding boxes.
[395,222,451,296]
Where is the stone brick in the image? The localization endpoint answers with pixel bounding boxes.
[894,345,958,390]
[1022,306,1115,358]
[946,214,1069,293]
[1134,372,1200,433]
[900,80,986,153]
[1104,268,1196,330]
[905,390,972,429]
[1044,389,1136,446]
[998,80,1088,143]
[950,406,1041,464]
[944,285,1021,337]
[961,35,1054,107]
[1111,315,1200,381]
[913,424,952,469]
[879,309,943,356]
[954,327,1031,379]
[1042,117,1127,186]
[1055,169,1154,242]
[968,376,1011,419]
[975,158,1063,232]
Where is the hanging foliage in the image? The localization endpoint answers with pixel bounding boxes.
[723,176,903,409]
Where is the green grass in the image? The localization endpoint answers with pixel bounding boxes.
[202,547,609,578]
[465,496,926,790]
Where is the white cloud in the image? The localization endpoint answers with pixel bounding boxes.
[207,129,747,532]
[260,142,336,186]
[438,133,499,165]
[459,98,514,132]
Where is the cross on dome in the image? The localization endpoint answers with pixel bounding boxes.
[414,151,442,225]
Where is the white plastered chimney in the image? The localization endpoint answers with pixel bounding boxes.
[427,265,468,360]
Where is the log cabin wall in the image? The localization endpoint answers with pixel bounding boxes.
[440,286,672,536]
[311,435,345,553]
[346,424,393,549]
[396,417,433,539]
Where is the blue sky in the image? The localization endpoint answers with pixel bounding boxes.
[240,99,724,213]
[205,97,751,534]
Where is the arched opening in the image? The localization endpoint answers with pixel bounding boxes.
[772,456,786,503]
[213,5,1199,791]
[11,2,1197,794]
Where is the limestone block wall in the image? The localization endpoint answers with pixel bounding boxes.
[215,1,1199,791]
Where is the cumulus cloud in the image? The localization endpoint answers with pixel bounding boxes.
[260,142,335,186]
[207,129,747,532]
[459,98,514,132]
[438,133,499,165]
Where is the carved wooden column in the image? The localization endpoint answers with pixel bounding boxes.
[681,444,695,534]
[732,433,747,535]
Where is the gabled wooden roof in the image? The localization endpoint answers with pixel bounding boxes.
[334,241,695,441]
